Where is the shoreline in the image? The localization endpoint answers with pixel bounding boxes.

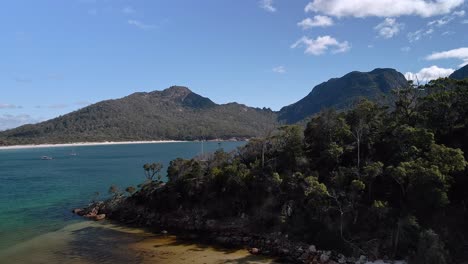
[0,140,189,150]
[0,139,247,150]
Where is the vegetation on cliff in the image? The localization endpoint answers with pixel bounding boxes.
[99,78,468,263]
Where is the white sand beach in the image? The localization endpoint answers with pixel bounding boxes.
[0,140,187,150]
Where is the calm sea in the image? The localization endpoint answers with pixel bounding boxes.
[0,141,244,252]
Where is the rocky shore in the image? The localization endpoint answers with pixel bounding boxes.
[73,199,405,264]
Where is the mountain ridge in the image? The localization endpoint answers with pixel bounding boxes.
[278,68,408,123]
[449,64,468,80]
[0,86,277,145]
[0,68,410,145]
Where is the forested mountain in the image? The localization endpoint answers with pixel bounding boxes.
[278,68,408,123]
[0,86,277,145]
[450,64,468,80]
[0,68,411,145]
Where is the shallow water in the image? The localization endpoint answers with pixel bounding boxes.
[0,142,243,252]
[0,221,276,264]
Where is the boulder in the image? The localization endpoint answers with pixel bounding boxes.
[309,245,317,253]
[320,253,330,263]
[249,248,260,254]
[95,214,106,221]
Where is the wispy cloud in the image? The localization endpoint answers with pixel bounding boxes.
[426,47,468,67]
[0,114,41,131]
[405,65,455,83]
[272,66,286,74]
[453,10,465,17]
[122,6,136,15]
[291,35,350,55]
[305,0,464,18]
[128,20,156,30]
[401,46,411,52]
[0,104,20,109]
[407,28,434,42]
[259,0,276,13]
[35,104,70,109]
[409,9,465,42]
[375,18,404,39]
[298,15,334,29]
[14,77,32,83]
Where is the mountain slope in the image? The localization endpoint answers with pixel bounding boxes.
[278,68,408,123]
[0,86,277,145]
[449,64,468,80]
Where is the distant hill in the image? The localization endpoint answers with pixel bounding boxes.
[278,68,408,123]
[450,64,468,80]
[0,86,278,145]
[0,69,412,145]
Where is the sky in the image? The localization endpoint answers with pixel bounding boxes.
[1,0,467,130]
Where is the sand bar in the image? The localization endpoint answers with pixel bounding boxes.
[0,140,188,150]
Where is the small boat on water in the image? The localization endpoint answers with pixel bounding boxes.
[69,152,78,156]
[40,156,53,160]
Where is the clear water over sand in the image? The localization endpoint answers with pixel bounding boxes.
[0,141,246,262]
[0,221,275,264]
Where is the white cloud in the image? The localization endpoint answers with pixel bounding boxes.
[405,66,455,83]
[305,0,464,18]
[272,66,286,74]
[453,10,465,16]
[122,6,136,15]
[426,47,468,67]
[374,18,404,39]
[259,0,276,12]
[291,35,350,55]
[298,15,334,29]
[0,114,41,131]
[128,20,156,30]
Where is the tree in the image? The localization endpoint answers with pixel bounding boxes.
[143,162,163,181]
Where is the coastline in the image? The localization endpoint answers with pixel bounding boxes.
[0,139,247,151]
[0,140,188,150]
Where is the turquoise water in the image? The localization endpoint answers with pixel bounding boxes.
[0,142,243,252]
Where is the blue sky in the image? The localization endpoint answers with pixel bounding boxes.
[1,0,467,130]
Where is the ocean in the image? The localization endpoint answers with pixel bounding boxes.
[0,141,244,254]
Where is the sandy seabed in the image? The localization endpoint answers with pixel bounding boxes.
[0,221,277,264]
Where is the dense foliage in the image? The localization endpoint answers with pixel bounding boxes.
[130,78,468,262]
[0,86,277,145]
[278,68,408,123]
